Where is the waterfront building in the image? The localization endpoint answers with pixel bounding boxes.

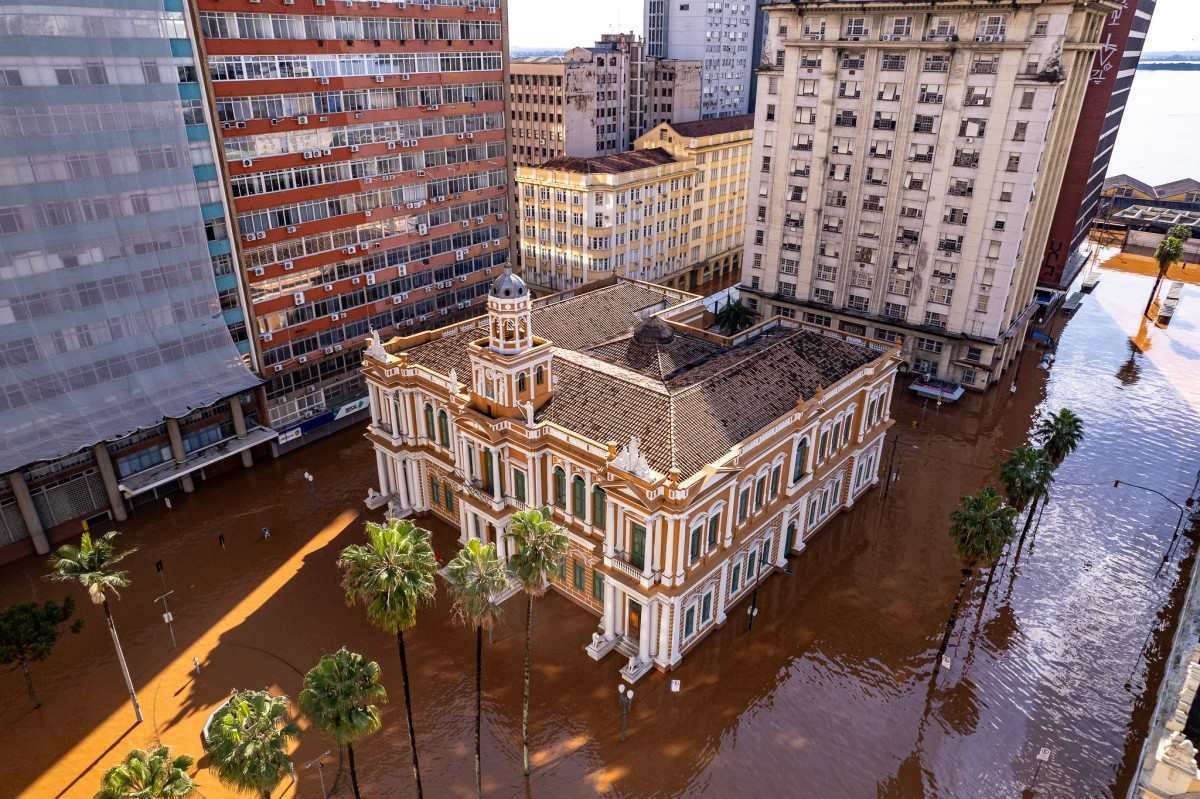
[1038,0,1156,290]
[195,0,513,449]
[361,271,899,679]
[0,0,267,562]
[741,0,1119,391]
[645,0,762,118]
[515,115,751,292]
[508,35,701,168]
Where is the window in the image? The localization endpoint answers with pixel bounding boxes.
[430,476,440,504]
[684,606,696,638]
[731,563,742,593]
[536,365,545,385]
[573,560,585,590]
[818,430,829,461]
[690,525,702,563]
[571,475,586,517]
[437,410,450,448]
[707,513,721,547]
[701,592,713,623]
[754,476,767,510]
[592,486,607,529]
[553,466,566,509]
[513,470,527,504]
[630,523,647,569]
[737,486,751,522]
[793,439,809,481]
[769,464,782,498]
[424,403,435,439]
[517,372,527,393]
[592,572,604,601]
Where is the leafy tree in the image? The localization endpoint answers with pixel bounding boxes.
[299,648,387,799]
[931,488,1017,688]
[444,539,509,798]
[95,745,195,799]
[0,597,81,707]
[338,518,437,799]
[1035,407,1084,465]
[505,508,569,775]
[46,531,142,722]
[713,299,755,335]
[204,689,298,799]
[999,445,1055,552]
[1146,223,1191,315]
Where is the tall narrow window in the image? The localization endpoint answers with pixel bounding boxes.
[424,403,435,439]
[591,486,607,529]
[482,449,495,492]
[769,464,782,499]
[553,466,566,509]
[513,469,527,503]
[737,487,750,522]
[630,523,647,569]
[437,410,450,448]
[689,525,702,563]
[793,438,809,481]
[754,476,767,509]
[571,475,586,517]
[592,571,604,601]
[707,513,721,547]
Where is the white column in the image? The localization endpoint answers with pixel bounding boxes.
[775,519,789,567]
[395,459,411,508]
[724,484,736,546]
[368,385,380,426]
[656,601,670,662]
[375,449,389,496]
[715,560,729,623]
[647,598,659,660]
[638,600,652,663]
[603,581,617,639]
[532,454,542,506]
[603,498,615,556]
[675,517,687,581]
[642,517,654,580]
[490,448,500,503]
[495,523,507,560]
[584,475,593,526]
[457,499,469,544]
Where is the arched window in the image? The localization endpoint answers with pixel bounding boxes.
[517,372,527,393]
[591,486,607,529]
[553,466,566,509]
[424,403,435,440]
[437,410,450,448]
[571,475,586,517]
[792,438,809,482]
[536,365,545,385]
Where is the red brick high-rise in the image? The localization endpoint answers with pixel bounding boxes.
[192,0,512,448]
[1038,0,1155,289]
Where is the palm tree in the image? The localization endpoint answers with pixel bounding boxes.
[444,539,510,799]
[299,648,386,799]
[46,531,142,722]
[713,299,754,335]
[1145,223,1191,315]
[999,445,1055,552]
[95,745,195,799]
[1035,407,1084,465]
[204,689,298,799]
[505,508,569,776]
[932,487,1016,687]
[338,518,438,799]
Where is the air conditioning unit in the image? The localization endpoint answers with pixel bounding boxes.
[364,209,372,217]
[293,292,306,305]
[298,354,308,363]
[387,141,397,150]
[252,267,265,276]
[283,0,294,4]
[461,220,469,229]
[351,276,361,285]
[257,232,267,240]
[236,121,247,129]
[417,170,426,177]
[240,158,254,168]
[401,73,411,81]
[315,0,325,5]
[392,295,405,305]
[324,284,334,292]
[418,224,428,235]
[366,273,376,285]
[456,133,466,140]
[330,313,341,321]
[261,331,273,342]
[303,150,315,159]
[287,225,297,233]
[344,246,357,255]
[298,115,309,124]
[375,75,385,83]
[319,78,330,85]
[324,346,334,354]
[370,0,380,6]
[273,364,284,372]
[283,260,294,270]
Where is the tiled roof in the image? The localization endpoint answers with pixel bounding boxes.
[1105,174,1200,199]
[398,280,885,478]
[666,114,755,138]
[536,148,677,175]
[1156,178,1200,197]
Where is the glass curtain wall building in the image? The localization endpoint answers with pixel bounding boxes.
[0,0,265,561]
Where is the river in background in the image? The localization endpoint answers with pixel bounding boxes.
[1109,69,1200,184]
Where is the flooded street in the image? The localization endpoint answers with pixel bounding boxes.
[1,259,1199,798]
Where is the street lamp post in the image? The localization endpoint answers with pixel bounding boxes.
[617,684,634,741]
[747,541,768,632]
[303,750,332,799]
[1112,480,1196,575]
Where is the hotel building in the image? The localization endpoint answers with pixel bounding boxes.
[0,0,268,562]
[515,116,752,292]
[194,0,513,447]
[361,271,899,680]
[1038,0,1155,289]
[740,0,1120,391]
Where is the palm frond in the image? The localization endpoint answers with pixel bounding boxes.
[506,508,569,597]
[444,539,509,631]
[338,518,438,634]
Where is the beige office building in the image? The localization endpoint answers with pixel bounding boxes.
[741,0,1118,391]
[516,116,752,292]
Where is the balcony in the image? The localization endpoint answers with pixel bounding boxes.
[609,550,654,583]
[793,142,813,152]
[911,152,933,163]
[873,119,897,131]
[834,116,858,128]
[862,202,883,213]
[948,185,974,197]
[838,90,862,100]
[954,153,980,168]
[971,62,999,75]
[937,240,963,254]
[918,93,944,104]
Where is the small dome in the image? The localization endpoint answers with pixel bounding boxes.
[632,316,675,345]
[489,268,527,299]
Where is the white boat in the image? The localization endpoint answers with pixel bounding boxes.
[908,377,965,403]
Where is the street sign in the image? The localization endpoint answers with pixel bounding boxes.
[1037,747,1051,763]
[162,612,173,624]
[670,679,681,693]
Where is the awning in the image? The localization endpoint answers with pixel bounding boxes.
[117,426,278,497]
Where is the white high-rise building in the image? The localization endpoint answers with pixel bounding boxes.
[740,0,1118,392]
[645,0,759,118]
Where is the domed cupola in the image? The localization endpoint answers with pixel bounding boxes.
[486,268,533,355]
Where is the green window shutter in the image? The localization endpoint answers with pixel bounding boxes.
[770,465,781,498]
[684,606,695,638]
[430,476,440,504]
[482,449,494,492]
[689,526,701,562]
[592,572,604,600]
[571,476,586,517]
[424,404,435,439]
[707,514,720,547]
[754,477,766,509]
[553,467,566,508]
[573,560,584,589]
[514,470,526,503]
[592,486,607,529]
[444,482,454,512]
[630,524,646,569]
[556,556,566,580]
[701,593,712,622]
[737,488,749,522]
[793,439,808,481]
[731,563,741,592]
[438,411,450,448]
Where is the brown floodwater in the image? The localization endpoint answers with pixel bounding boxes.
[1,259,1198,799]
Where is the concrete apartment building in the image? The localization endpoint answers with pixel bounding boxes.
[1038,0,1155,289]
[508,35,701,168]
[195,0,513,448]
[0,0,271,563]
[741,0,1119,391]
[645,0,761,118]
[515,116,752,292]
[361,271,899,680]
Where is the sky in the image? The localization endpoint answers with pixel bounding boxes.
[509,0,1199,54]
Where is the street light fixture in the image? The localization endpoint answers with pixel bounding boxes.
[617,684,634,741]
[1112,480,1196,575]
[303,750,332,799]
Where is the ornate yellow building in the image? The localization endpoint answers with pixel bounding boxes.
[362,271,899,681]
